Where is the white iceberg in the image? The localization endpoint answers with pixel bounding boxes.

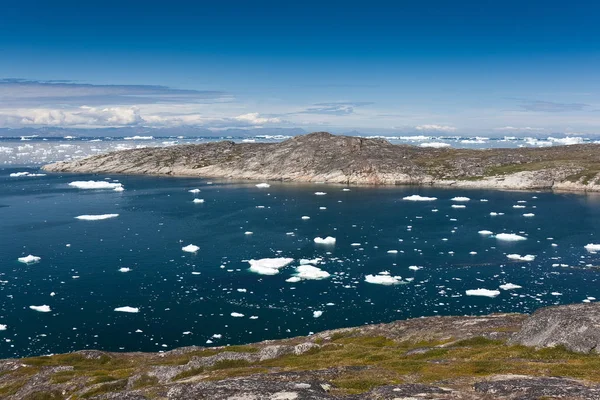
[247,257,294,275]
[293,265,330,280]
[192,199,205,203]
[313,311,323,318]
[478,230,494,235]
[69,181,123,190]
[75,214,119,221]
[114,306,139,313]
[585,244,600,252]
[314,192,327,195]
[499,283,522,290]
[118,267,131,272]
[451,197,470,202]
[30,305,51,312]
[182,244,200,253]
[255,183,270,188]
[496,233,527,241]
[231,312,244,317]
[506,254,535,262]
[188,189,201,193]
[18,255,41,264]
[402,195,437,201]
[465,289,500,298]
[365,272,403,285]
[314,236,336,245]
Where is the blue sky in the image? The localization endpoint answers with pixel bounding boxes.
[1,0,599,134]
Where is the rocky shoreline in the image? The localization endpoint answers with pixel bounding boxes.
[2,303,600,399]
[43,132,600,192]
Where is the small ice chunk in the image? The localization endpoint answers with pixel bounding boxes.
[403,195,437,201]
[192,198,205,203]
[499,283,522,290]
[293,265,330,280]
[301,216,310,220]
[523,213,535,217]
[451,197,470,202]
[314,192,326,196]
[585,244,600,252]
[408,266,422,271]
[478,230,494,235]
[182,244,200,253]
[255,183,270,188]
[188,189,201,193]
[314,236,336,245]
[365,272,403,285]
[387,250,398,254]
[496,233,527,241]
[451,205,466,209]
[30,305,51,312]
[507,254,535,262]
[114,306,139,313]
[69,181,123,190]
[118,267,131,273]
[465,289,500,298]
[231,312,244,317]
[75,214,119,221]
[18,255,41,264]
[286,276,302,283]
[248,257,294,275]
[313,311,323,318]
[244,231,253,235]
[0,324,6,331]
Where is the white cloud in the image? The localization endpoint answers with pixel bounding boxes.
[494,126,545,132]
[234,113,281,125]
[415,124,456,132]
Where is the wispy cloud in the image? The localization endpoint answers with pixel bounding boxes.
[295,102,374,116]
[494,126,545,132]
[415,124,456,132]
[519,100,589,113]
[0,79,229,107]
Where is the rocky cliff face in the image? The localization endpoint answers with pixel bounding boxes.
[3,304,600,399]
[43,132,600,192]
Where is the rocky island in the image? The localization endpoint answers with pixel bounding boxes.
[43,132,600,192]
[3,303,600,399]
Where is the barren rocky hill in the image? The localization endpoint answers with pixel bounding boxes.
[3,303,600,399]
[43,132,600,192]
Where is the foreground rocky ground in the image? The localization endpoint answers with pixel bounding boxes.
[43,132,600,192]
[3,303,600,399]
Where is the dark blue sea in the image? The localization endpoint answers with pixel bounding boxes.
[2,166,600,358]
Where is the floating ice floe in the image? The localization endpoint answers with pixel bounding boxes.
[182,244,200,253]
[465,289,500,298]
[451,197,470,202]
[584,244,600,252]
[30,305,51,312]
[244,231,253,235]
[314,236,336,245]
[301,216,310,220]
[387,250,398,254]
[523,213,535,217]
[478,230,494,235]
[313,311,323,318]
[10,171,46,177]
[75,214,119,221]
[193,198,205,203]
[408,266,422,271]
[499,283,522,290]
[495,233,527,241]
[69,181,124,191]
[286,276,302,283]
[293,265,330,280]
[188,189,201,193]
[114,306,139,313]
[314,192,327,195]
[451,205,466,209]
[118,267,131,273]
[365,272,403,285]
[18,255,41,264]
[506,254,535,262]
[247,257,294,275]
[299,258,322,265]
[255,183,270,188]
[402,195,437,201]
[231,312,244,317]
[0,324,6,331]
[342,188,351,191]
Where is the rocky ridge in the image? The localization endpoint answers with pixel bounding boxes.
[43,132,600,192]
[3,304,600,399]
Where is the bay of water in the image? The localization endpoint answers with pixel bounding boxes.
[2,166,600,358]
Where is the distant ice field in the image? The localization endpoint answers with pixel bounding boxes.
[1,167,600,358]
[2,135,600,167]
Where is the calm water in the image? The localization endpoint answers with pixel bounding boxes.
[2,167,600,358]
